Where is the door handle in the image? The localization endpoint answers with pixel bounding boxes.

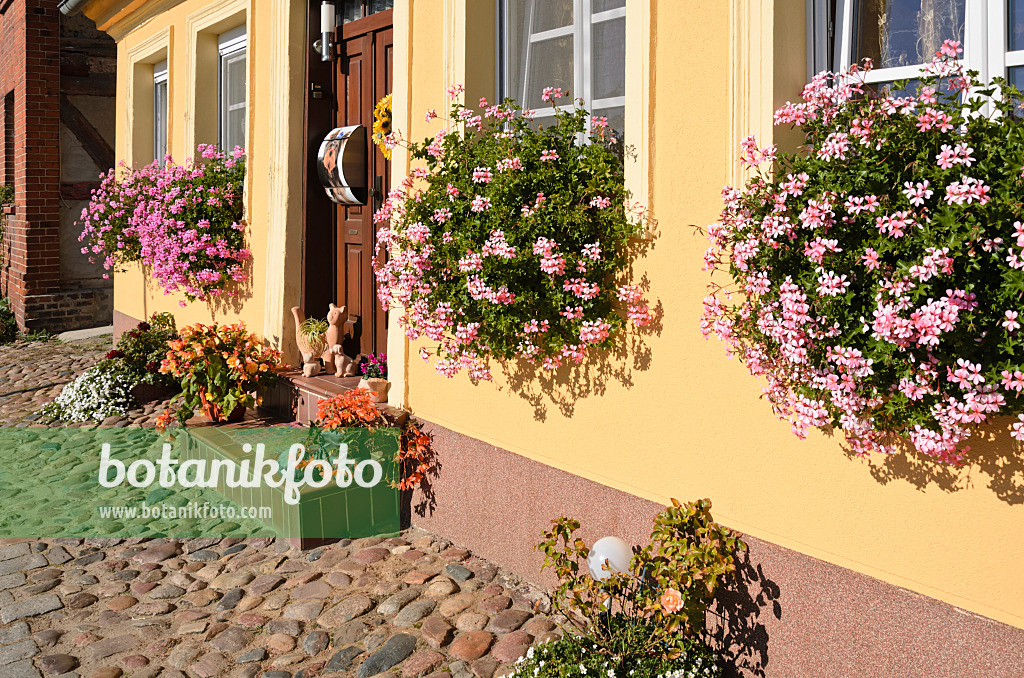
[372,175,383,213]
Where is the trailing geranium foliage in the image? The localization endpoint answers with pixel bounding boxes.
[78,145,250,303]
[703,40,1024,464]
[374,85,653,381]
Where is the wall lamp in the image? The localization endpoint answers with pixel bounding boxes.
[316,1,336,61]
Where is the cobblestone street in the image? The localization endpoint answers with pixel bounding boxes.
[0,336,172,428]
[0,338,558,678]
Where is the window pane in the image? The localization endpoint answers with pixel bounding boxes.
[154,80,167,165]
[525,36,574,108]
[531,0,573,32]
[1009,66,1024,117]
[593,0,626,12]
[871,77,959,101]
[853,0,965,68]
[369,0,393,14]
[592,17,625,100]
[341,0,362,23]
[1010,65,1024,92]
[227,108,245,152]
[1012,0,1024,51]
[227,53,246,107]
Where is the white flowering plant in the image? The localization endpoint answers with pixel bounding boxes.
[374,85,653,381]
[39,361,136,423]
[499,635,721,678]
[703,40,1024,464]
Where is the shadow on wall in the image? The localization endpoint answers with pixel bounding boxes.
[131,254,255,323]
[842,415,1024,506]
[707,552,782,678]
[495,228,663,422]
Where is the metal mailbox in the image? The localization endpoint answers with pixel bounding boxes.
[317,124,367,205]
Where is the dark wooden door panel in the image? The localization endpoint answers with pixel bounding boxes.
[335,12,392,358]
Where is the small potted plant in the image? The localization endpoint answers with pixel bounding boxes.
[296,315,329,378]
[159,322,282,423]
[358,352,390,403]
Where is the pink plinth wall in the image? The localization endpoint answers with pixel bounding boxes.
[409,420,1024,678]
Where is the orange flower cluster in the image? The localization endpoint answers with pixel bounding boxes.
[160,321,282,424]
[315,388,386,429]
[398,422,433,490]
[314,389,436,490]
[161,322,282,384]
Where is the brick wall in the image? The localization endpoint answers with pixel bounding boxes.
[0,0,114,332]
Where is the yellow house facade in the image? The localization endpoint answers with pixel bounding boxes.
[66,0,1024,674]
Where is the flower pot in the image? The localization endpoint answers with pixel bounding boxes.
[198,389,246,423]
[358,378,390,403]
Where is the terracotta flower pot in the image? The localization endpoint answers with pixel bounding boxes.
[358,377,390,403]
[198,389,246,423]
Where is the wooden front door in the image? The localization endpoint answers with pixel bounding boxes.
[335,11,392,358]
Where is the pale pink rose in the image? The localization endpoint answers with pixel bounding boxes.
[660,588,683,614]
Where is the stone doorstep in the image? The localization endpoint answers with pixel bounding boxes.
[274,370,408,425]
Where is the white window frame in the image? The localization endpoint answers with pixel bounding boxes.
[499,0,626,135]
[990,0,1024,83]
[153,60,168,167]
[833,0,1024,92]
[218,25,247,153]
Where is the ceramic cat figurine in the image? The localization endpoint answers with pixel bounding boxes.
[322,303,350,377]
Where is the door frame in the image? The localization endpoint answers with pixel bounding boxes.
[300,4,393,355]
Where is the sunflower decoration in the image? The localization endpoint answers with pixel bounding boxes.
[372,93,393,160]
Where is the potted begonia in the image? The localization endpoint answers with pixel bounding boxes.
[158,322,282,424]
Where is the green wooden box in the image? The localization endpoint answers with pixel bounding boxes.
[181,424,401,547]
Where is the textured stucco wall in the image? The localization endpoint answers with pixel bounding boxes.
[391,0,1024,630]
[101,0,305,355]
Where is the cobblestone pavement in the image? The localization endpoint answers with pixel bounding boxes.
[0,335,172,427]
[0,535,557,678]
[0,338,110,425]
[0,339,561,678]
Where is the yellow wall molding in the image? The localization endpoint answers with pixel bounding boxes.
[182,0,248,160]
[258,0,306,352]
[124,26,172,169]
[388,0,415,408]
[624,0,653,214]
[728,0,774,190]
[84,0,186,41]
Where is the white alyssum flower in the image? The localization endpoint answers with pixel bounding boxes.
[41,365,135,422]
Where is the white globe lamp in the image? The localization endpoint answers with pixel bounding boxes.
[587,536,632,580]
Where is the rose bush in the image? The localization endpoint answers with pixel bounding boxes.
[78,144,250,303]
[531,499,744,677]
[374,85,653,381]
[703,41,1024,464]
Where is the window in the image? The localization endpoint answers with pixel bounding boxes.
[832,1,1024,98]
[338,0,394,24]
[1004,0,1024,89]
[500,0,626,138]
[218,25,247,153]
[153,60,168,166]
